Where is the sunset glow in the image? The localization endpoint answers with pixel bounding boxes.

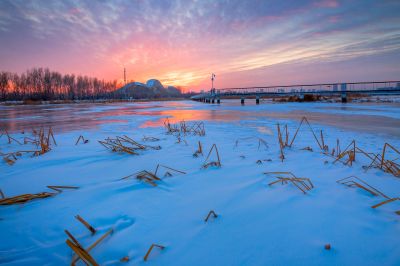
[1,0,399,90]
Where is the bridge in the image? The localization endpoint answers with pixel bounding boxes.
[191,81,400,104]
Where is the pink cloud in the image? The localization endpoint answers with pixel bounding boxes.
[328,15,340,23]
[314,0,340,8]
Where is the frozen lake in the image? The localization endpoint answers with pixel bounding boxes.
[1,100,400,137]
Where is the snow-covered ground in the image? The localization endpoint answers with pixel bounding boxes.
[1,101,400,265]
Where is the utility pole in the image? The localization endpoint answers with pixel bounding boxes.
[211,73,216,95]
[124,67,126,85]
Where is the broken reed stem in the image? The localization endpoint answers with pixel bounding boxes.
[337,176,389,199]
[288,117,322,150]
[154,164,186,177]
[276,123,285,161]
[67,240,99,266]
[144,244,165,261]
[371,197,399,209]
[75,135,85,145]
[379,143,400,176]
[75,215,97,235]
[204,210,218,222]
[202,144,221,168]
[4,129,22,145]
[285,124,288,146]
[70,229,113,265]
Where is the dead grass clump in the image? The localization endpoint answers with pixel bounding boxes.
[1,127,56,165]
[336,176,389,198]
[265,172,314,194]
[202,144,221,169]
[99,135,161,155]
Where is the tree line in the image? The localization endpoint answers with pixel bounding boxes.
[0,68,119,101]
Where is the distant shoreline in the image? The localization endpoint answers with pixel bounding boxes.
[0,97,188,106]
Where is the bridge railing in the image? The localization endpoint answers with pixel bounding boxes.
[215,81,400,95]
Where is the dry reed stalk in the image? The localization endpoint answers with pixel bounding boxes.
[336,176,389,199]
[154,164,186,177]
[300,146,313,152]
[0,184,78,205]
[285,124,289,146]
[75,135,88,145]
[74,229,113,264]
[288,117,322,150]
[204,210,218,222]
[379,143,400,177]
[276,123,285,161]
[99,135,160,155]
[23,137,39,145]
[4,130,22,145]
[75,215,96,234]
[3,156,15,165]
[0,192,55,205]
[235,137,269,150]
[193,141,203,157]
[371,197,399,209]
[67,228,113,265]
[202,144,221,168]
[334,140,356,166]
[47,185,79,193]
[144,244,165,261]
[142,136,160,142]
[122,170,161,186]
[164,118,206,136]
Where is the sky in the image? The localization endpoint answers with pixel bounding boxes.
[0,0,399,91]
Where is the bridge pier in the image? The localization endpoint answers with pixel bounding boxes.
[256,95,260,104]
[241,97,245,105]
[217,98,220,104]
[211,98,215,104]
[341,92,347,103]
